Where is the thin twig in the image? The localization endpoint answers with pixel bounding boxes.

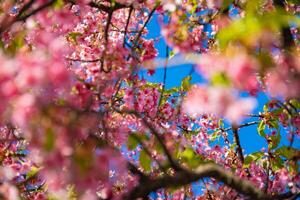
[201,178,213,200]
[88,1,128,13]
[156,45,169,116]
[66,57,101,62]
[220,121,259,132]
[123,6,133,47]
[232,126,244,164]
[100,10,113,72]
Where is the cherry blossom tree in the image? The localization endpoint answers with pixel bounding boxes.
[0,0,299,199]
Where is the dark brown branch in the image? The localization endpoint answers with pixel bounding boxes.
[89,1,111,12]
[100,10,113,73]
[123,6,133,47]
[287,101,298,113]
[232,126,244,164]
[88,1,128,13]
[246,114,264,118]
[0,0,56,34]
[273,0,295,50]
[66,57,101,62]
[221,121,259,132]
[275,191,300,199]
[124,163,277,200]
[239,121,259,129]
[103,12,112,43]
[17,0,56,22]
[16,0,36,20]
[127,162,148,182]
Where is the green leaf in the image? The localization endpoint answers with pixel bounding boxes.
[67,185,77,200]
[263,104,268,112]
[141,82,160,90]
[45,128,55,151]
[289,99,300,109]
[0,39,4,50]
[271,156,284,172]
[211,72,231,87]
[6,32,26,55]
[271,108,284,116]
[26,166,40,180]
[56,98,66,106]
[210,131,220,142]
[275,146,300,159]
[180,147,194,160]
[286,0,300,3]
[127,133,149,150]
[181,75,192,91]
[217,15,261,49]
[127,134,139,150]
[218,119,224,127]
[268,120,279,129]
[67,32,82,45]
[188,0,198,14]
[139,150,152,172]
[269,131,281,150]
[178,147,203,168]
[188,155,203,169]
[257,121,266,137]
[230,143,237,150]
[169,50,175,59]
[257,52,275,73]
[244,152,264,167]
[53,0,64,9]
[221,0,234,11]
[47,196,60,200]
[164,87,180,95]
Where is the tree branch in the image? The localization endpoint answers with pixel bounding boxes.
[156,44,169,116]
[88,1,128,13]
[125,163,279,200]
[123,6,133,47]
[17,0,56,22]
[100,10,113,73]
[273,0,295,50]
[0,0,56,34]
[232,126,244,164]
[220,121,259,132]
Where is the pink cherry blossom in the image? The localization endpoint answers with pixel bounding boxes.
[183,85,256,123]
